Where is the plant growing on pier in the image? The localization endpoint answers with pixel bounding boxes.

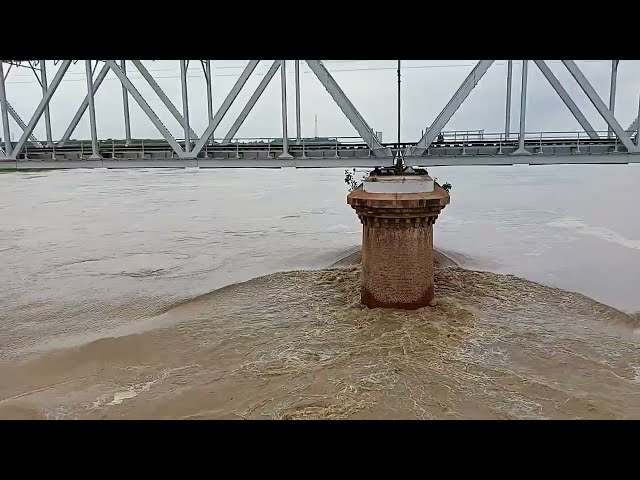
[434,177,452,193]
[344,168,366,192]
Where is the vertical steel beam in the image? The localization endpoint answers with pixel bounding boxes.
[295,60,301,144]
[105,60,185,157]
[205,60,213,121]
[223,60,282,142]
[0,62,11,156]
[41,60,53,147]
[562,60,637,152]
[608,60,619,138]
[505,60,513,140]
[85,60,100,158]
[280,60,292,158]
[12,60,72,157]
[121,60,132,145]
[514,60,530,155]
[533,60,599,140]
[409,60,494,156]
[190,60,260,157]
[180,60,190,153]
[58,63,110,147]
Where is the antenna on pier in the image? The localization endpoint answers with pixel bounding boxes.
[396,60,403,171]
[314,114,318,138]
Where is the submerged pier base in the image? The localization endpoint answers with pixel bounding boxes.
[347,174,450,309]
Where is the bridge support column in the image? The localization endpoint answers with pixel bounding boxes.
[279,60,293,159]
[41,60,53,147]
[85,60,101,160]
[347,175,450,310]
[514,60,531,156]
[0,61,12,157]
[121,60,132,146]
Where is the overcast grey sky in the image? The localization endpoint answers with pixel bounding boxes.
[3,60,640,143]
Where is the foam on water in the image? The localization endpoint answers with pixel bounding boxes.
[548,217,640,251]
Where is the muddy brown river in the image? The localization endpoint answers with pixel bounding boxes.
[1,166,639,419]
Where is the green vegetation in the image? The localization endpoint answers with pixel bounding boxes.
[434,177,452,193]
[344,168,366,192]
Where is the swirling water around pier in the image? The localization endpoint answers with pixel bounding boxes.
[0,166,639,419]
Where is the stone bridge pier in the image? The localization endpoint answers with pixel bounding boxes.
[347,174,450,310]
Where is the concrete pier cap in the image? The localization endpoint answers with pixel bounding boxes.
[347,170,450,310]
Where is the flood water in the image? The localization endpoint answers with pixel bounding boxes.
[0,165,639,419]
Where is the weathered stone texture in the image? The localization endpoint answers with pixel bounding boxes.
[347,183,449,310]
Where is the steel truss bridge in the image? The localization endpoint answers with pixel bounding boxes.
[1,60,639,170]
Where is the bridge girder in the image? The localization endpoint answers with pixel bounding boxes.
[1,60,640,162]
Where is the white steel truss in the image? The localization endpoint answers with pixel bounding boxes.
[1,60,640,163]
[410,60,494,156]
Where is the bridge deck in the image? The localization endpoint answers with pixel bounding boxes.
[2,138,640,170]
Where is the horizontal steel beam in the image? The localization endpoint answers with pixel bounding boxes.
[5,153,640,171]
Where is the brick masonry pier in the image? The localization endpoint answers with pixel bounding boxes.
[347,175,450,309]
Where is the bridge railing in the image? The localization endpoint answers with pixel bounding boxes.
[436,130,634,144]
[10,130,638,160]
[15,135,374,159]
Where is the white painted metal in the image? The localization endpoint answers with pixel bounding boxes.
[132,60,198,141]
[121,60,131,145]
[41,60,53,147]
[411,60,494,156]
[0,61,12,157]
[533,60,599,140]
[562,60,637,152]
[223,60,281,143]
[205,60,213,122]
[11,60,72,158]
[505,60,512,140]
[513,60,530,155]
[58,63,110,147]
[191,60,260,158]
[279,60,292,159]
[85,60,100,159]
[105,60,185,158]
[295,60,301,144]
[7,152,640,172]
[305,60,391,158]
[363,176,434,193]
[409,153,640,166]
[608,60,619,139]
[637,91,640,146]
[180,60,190,153]
[7,102,42,147]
